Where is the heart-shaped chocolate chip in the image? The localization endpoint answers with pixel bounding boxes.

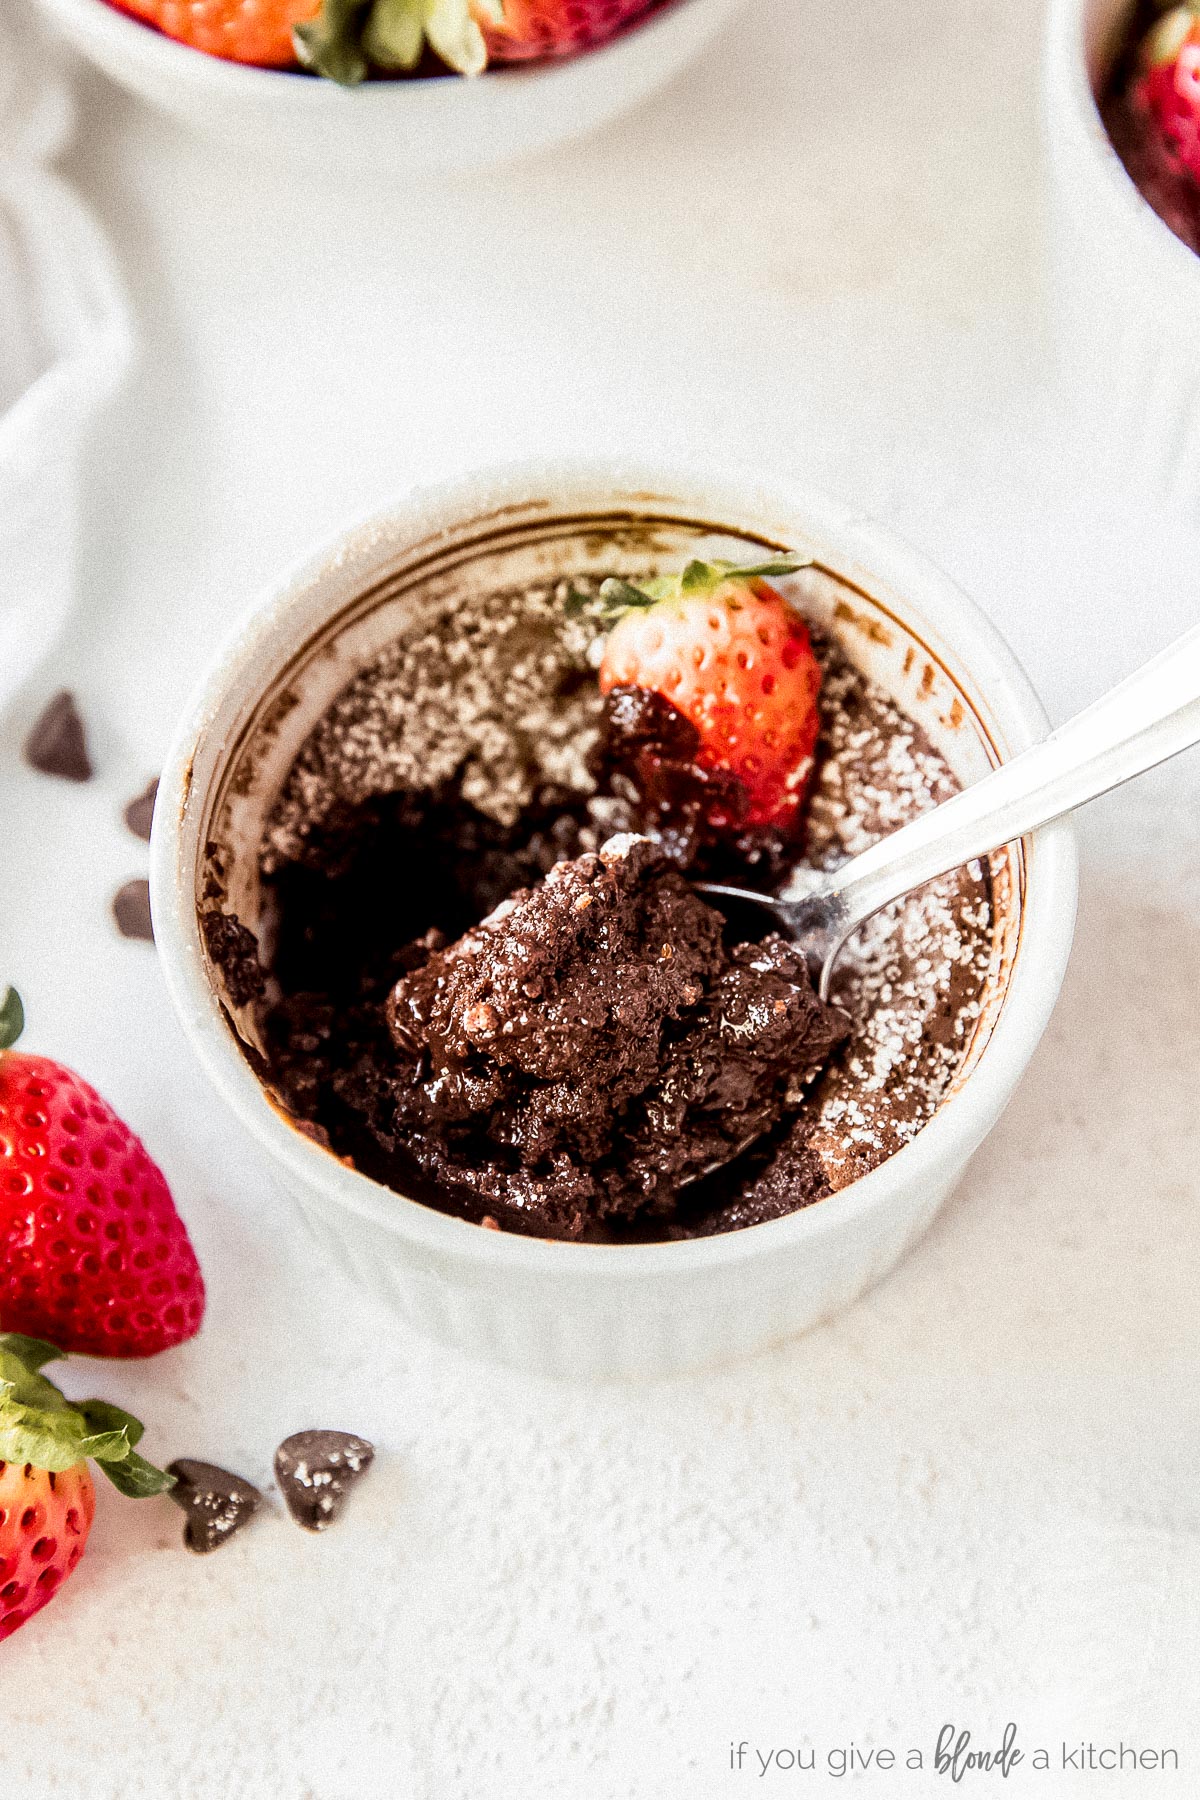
[274,1430,375,1532]
[168,1459,263,1554]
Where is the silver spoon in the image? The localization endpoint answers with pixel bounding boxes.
[699,620,1200,1001]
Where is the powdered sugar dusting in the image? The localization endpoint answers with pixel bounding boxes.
[801,650,993,1190]
[263,578,604,870]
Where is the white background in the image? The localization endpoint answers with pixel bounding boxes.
[3,0,1200,1794]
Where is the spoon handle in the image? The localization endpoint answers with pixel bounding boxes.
[821,619,1200,938]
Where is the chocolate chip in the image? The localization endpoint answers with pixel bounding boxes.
[167,1459,262,1554]
[24,692,92,782]
[124,778,159,841]
[274,1430,375,1532]
[113,879,154,942]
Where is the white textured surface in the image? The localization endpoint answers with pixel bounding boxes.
[2,0,1200,1793]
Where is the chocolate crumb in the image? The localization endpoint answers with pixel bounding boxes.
[202,910,266,1006]
[24,692,92,782]
[274,1430,375,1532]
[167,1459,262,1554]
[124,778,159,841]
[381,836,847,1239]
[113,880,154,942]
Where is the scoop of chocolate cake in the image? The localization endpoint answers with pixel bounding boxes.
[382,835,846,1239]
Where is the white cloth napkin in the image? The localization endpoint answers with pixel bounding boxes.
[0,7,130,711]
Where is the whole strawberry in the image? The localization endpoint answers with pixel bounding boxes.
[0,1333,173,1641]
[110,0,322,67]
[0,989,205,1359]
[595,556,822,836]
[1133,4,1200,186]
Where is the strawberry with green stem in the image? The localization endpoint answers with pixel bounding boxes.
[106,0,656,79]
[589,555,823,839]
[0,1332,173,1641]
[0,988,205,1359]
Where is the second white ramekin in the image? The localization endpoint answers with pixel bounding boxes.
[1045,0,1200,513]
[150,460,1078,1380]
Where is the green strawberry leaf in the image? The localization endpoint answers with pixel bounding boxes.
[0,1350,71,1413]
[77,1399,146,1451]
[0,1400,95,1472]
[0,985,24,1050]
[0,1336,173,1494]
[300,0,496,80]
[594,554,811,623]
[295,0,372,85]
[727,557,811,579]
[78,1429,135,1462]
[424,0,489,73]
[680,559,719,592]
[0,1333,64,1374]
[96,1448,176,1499]
[362,0,425,69]
[598,577,658,615]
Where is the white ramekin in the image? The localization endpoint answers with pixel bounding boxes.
[150,459,1078,1381]
[1044,0,1200,512]
[30,0,745,175]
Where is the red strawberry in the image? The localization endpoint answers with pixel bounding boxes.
[595,557,823,835]
[0,989,205,1360]
[466,0,656,65]
[0,1332,174,1642]
[109,0,322,67]
[0,1456,94,1643]
[296,0,655,82]
[1134,5,1200,184]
